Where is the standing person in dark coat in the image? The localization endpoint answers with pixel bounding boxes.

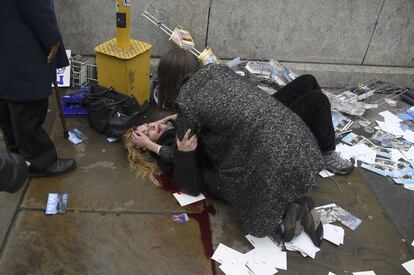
[0,0,76,177]
[0,153,29,193]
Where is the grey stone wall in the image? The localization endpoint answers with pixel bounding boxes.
[54,0,414,86]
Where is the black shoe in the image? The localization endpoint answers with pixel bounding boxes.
[30,159,76,178]
[278,202,304,242]
[296,196,324,247]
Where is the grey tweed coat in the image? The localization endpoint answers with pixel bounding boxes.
[163,64,324,239]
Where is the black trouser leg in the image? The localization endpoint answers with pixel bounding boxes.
[0,100,19,153]
[273,74,321,106]
[2,98,57,170]
[288,91,335,153]
[272,75,335,153]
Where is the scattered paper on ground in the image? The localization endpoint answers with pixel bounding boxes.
[402,259,414,275]
[285,230,320,259]
[172,192,205,206]
[219,262,253,275]
[245,250,278,275]
[352,271,376,275]
[323,224,345,246]
[319,170,335,178]
[245,234,286,270]
[211,243,246,265]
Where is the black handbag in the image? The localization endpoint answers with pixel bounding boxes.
[83,86,149,137]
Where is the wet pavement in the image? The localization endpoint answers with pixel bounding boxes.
[1,107,413,274]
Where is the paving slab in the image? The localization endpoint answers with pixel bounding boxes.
[0,97,56,249]
[352,99,414,251]
[208,0,382,63]
[210,172,413,274]
[0,211,211,275]
[0,188,25,248]
[22,118,190,213]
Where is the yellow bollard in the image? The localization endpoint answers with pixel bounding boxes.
[115,0,131,49]
[95,0,152,104]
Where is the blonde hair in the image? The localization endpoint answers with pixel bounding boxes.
[123,128,162,186]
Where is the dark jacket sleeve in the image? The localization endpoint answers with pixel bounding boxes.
[16,0,62,49]
[0,153,28,193]
[172,150,203,196]
[156,130,203,196]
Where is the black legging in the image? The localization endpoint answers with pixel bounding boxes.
[272,74,335,153]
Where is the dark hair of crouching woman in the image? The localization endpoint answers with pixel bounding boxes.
[157,48,201,110]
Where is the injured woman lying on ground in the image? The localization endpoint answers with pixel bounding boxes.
[122,49,353,247]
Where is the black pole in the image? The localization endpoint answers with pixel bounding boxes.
[53,80,69,139]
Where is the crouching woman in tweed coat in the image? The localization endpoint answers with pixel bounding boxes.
[130,48,352,246]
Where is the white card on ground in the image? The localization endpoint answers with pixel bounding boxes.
[403,146,414,160]
[323,224,345,245]
[353,271,376,275]
[106,136,120,142]
[376,120,405,137]
[328,272,336,275]
[379,110,403,123]
[403,131,414,144]
[245,249,278,275]
[172,192,205,206]
[411,240,414,247]
[352,144,377,164]
[245,234,282,253]
[402,259,414,275]
[211,243,247,265]
[391,149,407,162]
[285,230,320,259]
[405,185,414,191]
[403,259,414,275]
[245,234,286,270]
[219,262,253,275]
[319,170,334,178]
[336,143,377,164]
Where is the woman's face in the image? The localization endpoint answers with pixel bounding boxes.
[135,122,167,142]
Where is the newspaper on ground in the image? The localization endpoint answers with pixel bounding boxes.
[314,203,362,231]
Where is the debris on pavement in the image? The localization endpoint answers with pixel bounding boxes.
[172,192,205,206]
[402,259,414,275]
[68,128,87,145]
[314,203,362,231]
[172,213,189,223]
[45,193,68,215]
[352,271,376,275]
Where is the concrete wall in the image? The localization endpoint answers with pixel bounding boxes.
[54,0,414,86]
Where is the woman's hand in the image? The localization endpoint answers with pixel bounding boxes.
[177,129,197,152]
[131,130,153,149]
